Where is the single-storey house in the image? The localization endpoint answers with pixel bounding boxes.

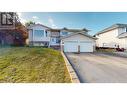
[94,24,127,49]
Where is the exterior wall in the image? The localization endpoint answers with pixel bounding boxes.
[96,28,127,48]
[62,34,95,42]
[123,38,127,49]
[60,30,73,36]
[28,25,50,46]
[32,41,49,46]
[62,34,95,47]
[5,34,14,44]
[28,29,33,42]
[0,31,14,45]
[61,34,96,52]
[50,37,60,46]
[118,27,126,35]
[50,31,60,46]
[51,31,60,37]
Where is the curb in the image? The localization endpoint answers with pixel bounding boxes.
[61,51,80,83]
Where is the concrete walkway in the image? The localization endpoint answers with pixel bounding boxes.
[66,52,127,83]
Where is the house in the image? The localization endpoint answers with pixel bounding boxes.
[28,24,96,52]
[0,12,28,46]
[95,24,127,49]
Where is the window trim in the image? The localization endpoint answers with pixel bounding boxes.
[34,29,45,38]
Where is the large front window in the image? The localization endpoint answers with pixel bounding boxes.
[34,30,44,37]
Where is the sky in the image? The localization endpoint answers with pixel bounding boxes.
[18,12,127,35]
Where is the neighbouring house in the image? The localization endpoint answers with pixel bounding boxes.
[94,24,127,49]
[0,12,28,46]
[28,24,96,52]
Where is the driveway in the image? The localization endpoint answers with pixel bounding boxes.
[66,52,127,83]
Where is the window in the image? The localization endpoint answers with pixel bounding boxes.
[45,31,47,37]
[126,27,127,32]
[34,30,44,37]
[52,38,55,42]
[56,38,60,43]
[51,38,60,43]
[62,32,68,35]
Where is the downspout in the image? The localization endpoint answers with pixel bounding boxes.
[60,40,63,52]
[48,31,51,48]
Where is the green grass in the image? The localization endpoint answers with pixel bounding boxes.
[0,47,71,83]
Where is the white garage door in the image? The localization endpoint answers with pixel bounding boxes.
[64,41,78,52]
[64,41,94,52]
[80,41,93,52]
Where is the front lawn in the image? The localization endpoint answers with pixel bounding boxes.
[0,47,71,83]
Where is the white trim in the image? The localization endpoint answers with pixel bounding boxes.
[33,29,45,40]
[61,31,97,40]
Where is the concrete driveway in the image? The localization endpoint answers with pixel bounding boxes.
[66,52,127,83]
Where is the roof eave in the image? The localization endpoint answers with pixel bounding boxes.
[61,32,97,40]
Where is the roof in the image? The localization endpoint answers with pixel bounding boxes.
[27,24,52,29]
[61,31,97,40]
[47,28,61,32]
[95,23,127,35]
[49,28,89,33]
[27,24,90,33]
[118,32,127,38]
[61,27,90,32]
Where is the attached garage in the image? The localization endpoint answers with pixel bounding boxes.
[61,32,96,52]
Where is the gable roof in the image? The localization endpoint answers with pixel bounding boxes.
[61,27,90,32]
[27,24,52,29]
[61,31,97,40]
[95,23,127,35]
[27,24,90,33]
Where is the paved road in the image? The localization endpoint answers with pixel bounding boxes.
[66,52,127,83]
